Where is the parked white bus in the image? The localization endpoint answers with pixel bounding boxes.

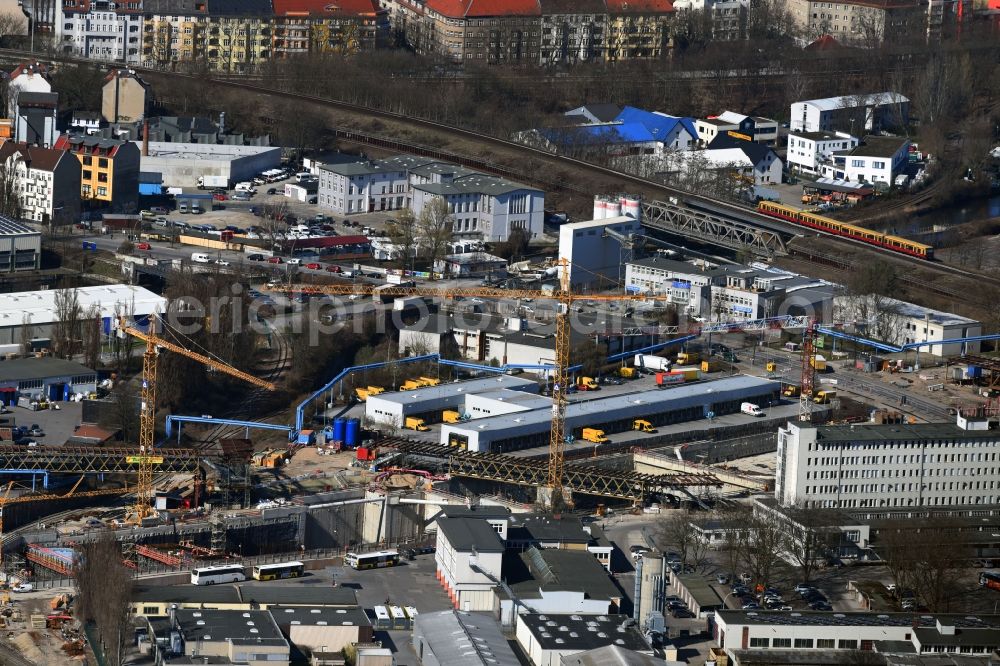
[344,550,400,570]
[190,564,246,585]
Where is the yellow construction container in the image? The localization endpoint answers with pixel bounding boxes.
[443,410,462,424]
[701,360,721,373]
[418,377,440,386]
[619,367,636,379]
[782,385,800,397]
[677,352,700,365]
[355,388,370,402]
[367,386,385,396]
[399,380,422,391]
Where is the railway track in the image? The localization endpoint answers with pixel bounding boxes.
[0,49,992,305]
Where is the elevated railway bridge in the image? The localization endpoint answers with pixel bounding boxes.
[382,440,721,503]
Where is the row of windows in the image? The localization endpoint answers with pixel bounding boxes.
[808,439,990,451]
[807,480,996,494]
[749,637,856,649]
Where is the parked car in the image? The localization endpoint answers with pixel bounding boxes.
[135,242,151,251]
[267,256,283,264]
[739,573,753,584]
[307,195,318,204]
[28,425,44,437]
[267,188,277,195]
[717,574,730,585]
[742,602,760,610]
[794,583,813,594]
[248,254,265,261]
[286,258,302,266]
[326,265,342,273]
[151,206,169,215]
[212,193,227,201]
[305,262,322,270]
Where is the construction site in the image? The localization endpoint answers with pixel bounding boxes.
[0,254,998,666]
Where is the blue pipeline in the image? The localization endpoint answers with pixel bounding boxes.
[165,416,292,439]
[606,334,697,362]
[294,353,438,434]
[817,328,1000,354]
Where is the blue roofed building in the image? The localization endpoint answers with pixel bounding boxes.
[519,106,697,159]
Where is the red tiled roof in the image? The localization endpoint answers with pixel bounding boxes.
[272,0,381,15]
[9,61,51,81]
[71,424,117,442]
[426,0,541,17]
[605,0,673,11]
[0,140,70,173]
[805,34,843,51]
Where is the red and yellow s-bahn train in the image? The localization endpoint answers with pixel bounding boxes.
[757,201,934,260]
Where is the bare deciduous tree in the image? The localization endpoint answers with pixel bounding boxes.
[385,209,418,271]
[81,304,103,370]
[783,504,839,584]
[742,506,788,593]
[75,533,133,666]
[416,197,453,279]
[19,314,34,357]
[655,511,708,571]
[52,288,82,359]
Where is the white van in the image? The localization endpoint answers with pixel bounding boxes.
[295,172,315,183]
[286,258,302,265]
[741,402,764,417]
[234,182,255,192]
[191,253,211,264]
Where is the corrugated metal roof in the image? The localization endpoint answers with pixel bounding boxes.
[413,611,521,666]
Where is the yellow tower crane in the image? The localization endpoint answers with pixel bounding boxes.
[268,260,654,506]
[116,317,277,523]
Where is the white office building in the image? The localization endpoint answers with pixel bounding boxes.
[790,92,909,134]
[786,130,859,175]
[558,212,642,288]
[833,295,981,357]
[821,136,911,185]
[623,256,724,316]
[775,419,1000,510]
[411,174,544,242]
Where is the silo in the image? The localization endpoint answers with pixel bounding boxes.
[623,195,642,221]
[605,196,622,218]
[592,195,605,221]
[634,553,666,627]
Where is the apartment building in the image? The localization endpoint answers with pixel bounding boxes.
[272,0,388,57]
[775,419,1000,510]
[393,0,674,64]
[423,0,541,64]
[538,0,607,65]
[0,142,82,225]
[786,130,859,175]
[790,92,909,134]
[317,154,426,215]
[102,69,150,123]
[605,0,673,60]
[54,134,141,211]
[786,0,924,45]
[59,0,144,64]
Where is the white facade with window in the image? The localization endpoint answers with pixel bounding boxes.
[624,257,720,316]
[824,137,910,184]
[776,420,1000,510]
[786,131,858,175]
[790,93,909,134]
[411,179,543,242]
[832,295,980,357]
[716,611,1000,656]
[59,6,143,64]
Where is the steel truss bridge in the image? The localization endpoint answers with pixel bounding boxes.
[0,445,206,475]
[385,441,720,502]
[641,200,788,256]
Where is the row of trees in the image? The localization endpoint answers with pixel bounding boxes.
[658,503,970,611]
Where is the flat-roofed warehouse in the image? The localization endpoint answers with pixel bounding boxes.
[0,215,41,272]
[0,285,165,351]
[365,376,539,428]
[442,375,780,453]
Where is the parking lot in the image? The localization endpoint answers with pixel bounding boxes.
[4,400,83,449]
[296,552,454,666]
